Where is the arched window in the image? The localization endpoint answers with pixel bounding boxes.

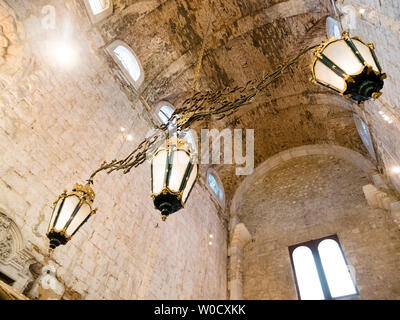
[289,235,358,300]
[106,41,144,89]
[84,0,113,23]
[156,102,197,150]
[207,170,225,204]
[158,104,174,126]
[318,239,358,298]
[292,246,325,300]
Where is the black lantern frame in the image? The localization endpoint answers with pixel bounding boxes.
[150,137,198,221]
[311,31,386,103]
[46,183,97,249]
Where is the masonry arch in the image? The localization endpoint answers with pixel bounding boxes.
[231,144,377,218]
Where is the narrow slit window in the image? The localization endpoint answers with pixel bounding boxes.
[289,235,358,300]
[208,172,224,202]
[353,114,376,161]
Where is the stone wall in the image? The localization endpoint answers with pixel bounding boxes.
[0,0,227,299]
[337,0,400,193]
[238,154,400,299]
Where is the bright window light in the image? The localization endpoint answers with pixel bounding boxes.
[158,105,174,125]
[318,239,357,298]
[290,236,358,300]
[292,246,325,300]
[208,172,224,201]
[360,121,371,149]
[113,45,141,82]
[88,0,110,15]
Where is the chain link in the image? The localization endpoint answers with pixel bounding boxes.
[87,44,318,184]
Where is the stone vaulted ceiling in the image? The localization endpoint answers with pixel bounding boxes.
[95,0,369,205]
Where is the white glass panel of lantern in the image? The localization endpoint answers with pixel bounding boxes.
[168,150,190,192]
[113,45,141,82]
[323,40,363,75]
[88,0,109,15]
[314,60,346,92]
[47,198,64,233]
[292,246,325,300]
[65,203,92,237]
[182,164,197,203]
[318,239,357,298]
[54,195,81,231]
[353,40,379,72]
[152,149,168,194]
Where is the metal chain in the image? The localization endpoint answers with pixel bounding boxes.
[87,44,319,184]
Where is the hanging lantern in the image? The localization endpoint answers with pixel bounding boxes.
[311,31,386,103]
[47,184,97,249]
[151,136,198,221]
